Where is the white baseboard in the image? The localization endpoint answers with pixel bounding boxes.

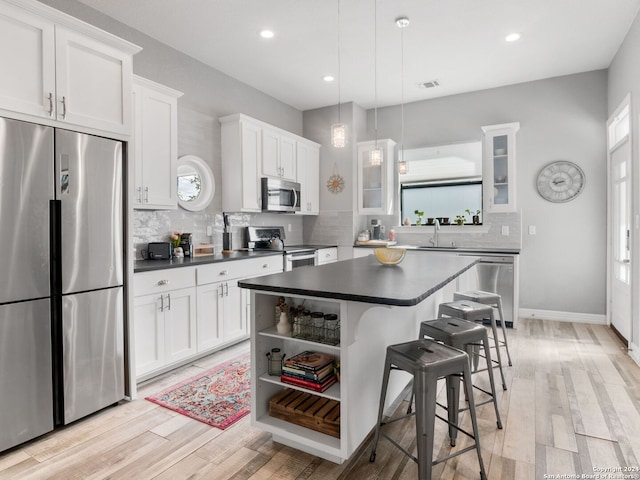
[629,342,640,367]
[519,308,606,325]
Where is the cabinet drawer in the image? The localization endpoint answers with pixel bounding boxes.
[242,255,284,277]
[197,261,248,285]
[134,267,196,297]
[316,248,338,265]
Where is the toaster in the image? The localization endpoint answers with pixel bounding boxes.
[147,242,173,259]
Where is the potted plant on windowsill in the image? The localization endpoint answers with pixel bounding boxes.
[454,215,466,226]
[414,209,424,226]
[465,209,481,225]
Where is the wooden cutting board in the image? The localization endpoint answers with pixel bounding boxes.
[354,240,397,246]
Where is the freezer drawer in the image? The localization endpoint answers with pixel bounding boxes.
[0,300,53,451]
[62,287,124,424]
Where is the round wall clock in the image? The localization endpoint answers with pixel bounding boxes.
[536,161,585,203]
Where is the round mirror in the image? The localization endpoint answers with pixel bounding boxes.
[177,155,215,211]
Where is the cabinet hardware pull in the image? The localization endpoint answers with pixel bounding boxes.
[262,264,268,268]
[144,186,149,203]
[220,270,228,276]
[159,294,164,312]
[167,293,171,310]
[60,96,67,119]
[219,284,224,298]
[137,187,142,203]
[225,282,229,296]
[47,92,54,116]
[157,280,170,285]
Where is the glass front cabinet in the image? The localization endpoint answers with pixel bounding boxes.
[482,122,520,213]
[357,139,396,214]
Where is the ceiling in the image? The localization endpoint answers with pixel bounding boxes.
[76,0,640,111]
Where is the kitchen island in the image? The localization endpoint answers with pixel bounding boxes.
[239,252,479,464]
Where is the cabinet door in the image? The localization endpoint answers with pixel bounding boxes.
[240,121,261,211]
[131,83,144,206]
[136,83,178,209]
[279,135,297,181]
[357,139,395,214]
[196,283,224,352]
[0,4,56,119]
[133,293,165,377]
[296,142,319,215]
[55,26,132,135]
[164,287,197,364]
[262,128,280,178]
[222,280,248,343]
[482,123,519,213]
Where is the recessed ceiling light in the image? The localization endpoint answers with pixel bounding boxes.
[323,75,335,83]
[259,29,275,39]
[505,32,521,42]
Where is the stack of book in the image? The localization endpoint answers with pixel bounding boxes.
[281,350,337,393]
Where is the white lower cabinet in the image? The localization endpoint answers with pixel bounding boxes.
[134,256,283,381]
[133,287,197,378]
[196,279,247,352]
[316,247,338,265]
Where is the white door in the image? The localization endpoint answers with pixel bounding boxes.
[608,101,632,341]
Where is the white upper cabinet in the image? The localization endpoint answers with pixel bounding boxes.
[132,76,183,210]
[482,122,520,213]
[0,0,141,136]
[357,138,396,215]
[220,115,262,212]
[262,128,296,181]
[220,113,319,213]
[0,2,55,118]
[296,141,320,215]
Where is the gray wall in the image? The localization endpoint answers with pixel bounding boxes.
[38,0,305,255]
[608,13,640,348]
[373,71,608,315]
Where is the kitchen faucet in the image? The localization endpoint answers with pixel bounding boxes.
[429,218,440,247]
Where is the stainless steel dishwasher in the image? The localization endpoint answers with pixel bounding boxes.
[459,253,517,327]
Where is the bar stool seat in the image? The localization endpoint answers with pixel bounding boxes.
[418,317,502,442]
[438,300,507,390]
[453,290,513,367]
[369,338,487,480]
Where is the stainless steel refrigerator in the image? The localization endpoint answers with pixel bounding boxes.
[0,117,124,452]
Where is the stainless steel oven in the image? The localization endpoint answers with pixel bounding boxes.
[284,249,317,271]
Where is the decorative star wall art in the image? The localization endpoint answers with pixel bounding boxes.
[327,163,345,194]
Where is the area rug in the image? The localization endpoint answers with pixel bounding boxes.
[145,353,250,429]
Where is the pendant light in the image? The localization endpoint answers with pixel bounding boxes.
[369,0,383,166]
[331,0,347,148]
[396,16,409,174]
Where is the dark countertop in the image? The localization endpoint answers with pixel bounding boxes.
[238,252,479,307]
[134,250,283,273]
[354,244,520,255]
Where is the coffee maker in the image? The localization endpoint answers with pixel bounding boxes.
[179,233,193,257]
[371,219,382,240]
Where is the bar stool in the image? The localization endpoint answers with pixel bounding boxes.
[369,339,487,480]
[438,300,507,390]
[418,317,502,444]
[453,290,513,367]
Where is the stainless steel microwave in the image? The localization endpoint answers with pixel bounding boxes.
[261,177,301,212]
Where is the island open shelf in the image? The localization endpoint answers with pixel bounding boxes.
[241,252,479,464]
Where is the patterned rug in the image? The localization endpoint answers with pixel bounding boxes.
[145,353,251,429]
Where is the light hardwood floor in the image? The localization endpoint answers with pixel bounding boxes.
[1,318,640,480]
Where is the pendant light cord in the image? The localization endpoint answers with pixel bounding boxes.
[374,0,378,148]
[337,0,342,124]
[400,19,406,163]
